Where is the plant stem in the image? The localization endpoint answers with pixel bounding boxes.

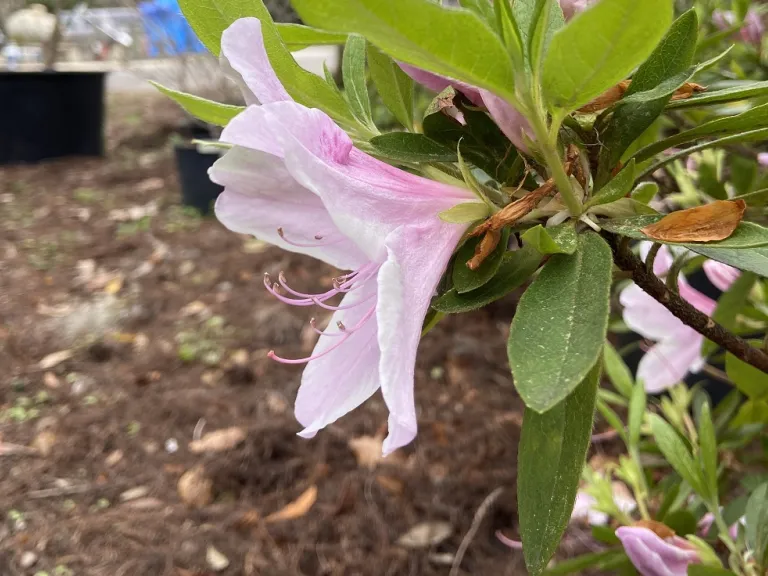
[628,446,651,521]
[608,234,768,375]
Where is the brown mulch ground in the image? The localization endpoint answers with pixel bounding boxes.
[0,93,600,576]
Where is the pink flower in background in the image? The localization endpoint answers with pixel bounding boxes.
[619,245,740,393]
[616,527,701,576]
[211,18,476,454]
[571,483,637,526]
[758,152,768,167]
[559,0,598,20]
[713,9,764,48]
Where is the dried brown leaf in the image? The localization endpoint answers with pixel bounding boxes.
[188,427,246,454]
[641,200,746,243]
[178,466,213,508]
[634,519,676,539]
[265,485,318,523]
[466,230,501,271]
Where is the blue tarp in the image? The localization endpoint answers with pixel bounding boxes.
[138,0,205,56]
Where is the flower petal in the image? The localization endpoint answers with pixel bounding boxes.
[376,219,468,454]
[636,331,704,393]
[397,62,484,106]
[211,147,368,270]
[703,260,740,293]
[295,280,381,437]
[478,90,533,153]
[620,284,689,341]
[616,527,700,576]
[220,18,291,105]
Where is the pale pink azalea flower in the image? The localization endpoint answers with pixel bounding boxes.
[571,482,637,526]
[619,245,740,393]
[616,526,701,576]
[697,512,744,540]
[559,0,598,20]
[757,152,768,168]
[210,18,476,454]
[713,9,764,48]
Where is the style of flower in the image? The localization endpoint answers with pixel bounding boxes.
[616,526,701,576]
[211,18,476,454]
[619,244,740,393]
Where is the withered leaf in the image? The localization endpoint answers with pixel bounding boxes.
[640,199,746,243]
[265,485,318,523]
[634,519,676,539]
[188,427,246,453]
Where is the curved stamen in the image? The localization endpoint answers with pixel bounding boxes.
[277,227,346,248]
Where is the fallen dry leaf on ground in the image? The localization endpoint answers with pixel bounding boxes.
[641,199,746,243]
[178,466,213,508]
[38,349,74,370]
[396,521,453,549]
[265,485,318,523]
[189,427,246,454]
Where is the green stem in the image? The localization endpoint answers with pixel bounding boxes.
[629,447,651,521]
[712,506,740,557]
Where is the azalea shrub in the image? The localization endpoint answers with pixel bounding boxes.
[158,0,768,574]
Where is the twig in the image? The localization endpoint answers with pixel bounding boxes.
[0,442,38,456]
[607,234,768,374]
[28,483,92,499]
[450,487,504,576]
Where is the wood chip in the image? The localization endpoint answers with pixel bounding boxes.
[641,199,746,243]
[38,350,74,370]
[178,466,213,508]
[31,431,56,457]
[265,485,318,523]
[189,427,246,454]
[396,521,453,549]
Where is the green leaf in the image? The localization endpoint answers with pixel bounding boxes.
[702,272,756,357]
[541,0,673,113]
[342,34,374,128]
[521,223,578,255]
[178,0,357,129]
[291,0,517,102]
[635,103,768,163]
[599,217,768,249]
[664,510,698,536]
[688,567,738,576]
[745,483,768,570]
[667,81,768,109]
[151,83,243,126]
[370,133,457,163]
[628,380,646,448]
[519,362,601,575]
[632,182,659,204]
[508,233,613,412]
[597,398,629,444]
[438,202,490,224]
[459,0,496,25]
[512,0,565,68]
[276,23,348,49]
[730,399,768,428]
[587,160,636,207]
[698,161,728,201]
[595,10,697,184]
[433,245,542,313]
[603,342,634,398]
[698,402,719,505]
[690,245,768,277]
[726,341,768,400]
[649,414,707,498]
[367,45,414,130]
[453,229,510,293]
[542,549,628,576]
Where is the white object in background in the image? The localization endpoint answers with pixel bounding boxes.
[2,43,22,70]
[6,4,57,45]
[292,45,340,78]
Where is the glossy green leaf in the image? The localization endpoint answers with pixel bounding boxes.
[603,342,634,398]
[512,0,565,68]
[746,483,768,570]
[599,217,768,249]
[276,23,348,49]
[433,245,542,313]
[726,341,768,400]
[690,245,768,277]
[519,362,600,576]
[635,102,768,162]
[152,83,243,126]
[521,223,578,255]
[596,10,697,185]
[628,380,646,448]
[367,45,414,130]
[541,0,673,113]
[370,133,457,163]
[542,548,628,575]
[438,202,490,224]
[453,229,510,293]
[702,272,756,356]
[177,0,357,128]
[291,0,517,102]
[698,402,719,505]
[649,414,707,497]
[632,182,659,204]
[342,34,374,128]
[508,233,613,412]
[667,81,768,109]
[587,160,636,207]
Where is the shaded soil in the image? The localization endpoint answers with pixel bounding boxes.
[0,93,597,576]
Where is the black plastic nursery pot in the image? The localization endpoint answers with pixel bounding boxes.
[174,143,224,215]
[0,71,106,165]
